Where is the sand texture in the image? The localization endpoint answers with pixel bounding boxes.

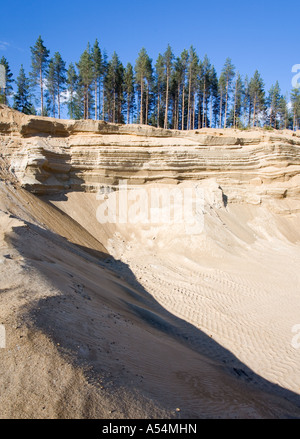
[1,105,300,418]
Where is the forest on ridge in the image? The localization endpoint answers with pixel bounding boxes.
[1,36,300,131]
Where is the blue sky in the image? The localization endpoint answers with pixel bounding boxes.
[1,0,299,100]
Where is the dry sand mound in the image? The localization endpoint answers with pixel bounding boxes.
[1,106,300,419]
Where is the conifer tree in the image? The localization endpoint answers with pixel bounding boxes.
[77,44,94,119]
[267,81,281,128]
[222,58,235,128]
[66,63,79,119]
[13,65,35,115]
[123,63,135,124]
[199,54,212,128]
[91,39,102,120]
[187,46,198,130]
[233,72,244,128]
[218,73,226,128]
[249,70,265,127]
[171,53,187,129]
[30,36,50,116]
[46,52,66,118]
[209,66,219,128]
[154,53,165,128]
[290,87,300,130]
[278,95,290,129]
[104,52,124,123]
[46,58,56,117]
[163,44,174,129]
[101,50,108,120]
[53,52,66,119]
[135,48,152,125]
[0,57,14,105]
[178,50,188,130]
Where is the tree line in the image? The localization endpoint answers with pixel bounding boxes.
[1,35,300,131]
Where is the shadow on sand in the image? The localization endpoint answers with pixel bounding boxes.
[8,219,300,419]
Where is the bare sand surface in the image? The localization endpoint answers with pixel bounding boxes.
[0,176,300,418]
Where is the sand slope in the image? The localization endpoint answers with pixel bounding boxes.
[0,179,300,418]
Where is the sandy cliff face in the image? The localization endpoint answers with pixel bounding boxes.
[1,104,300,211]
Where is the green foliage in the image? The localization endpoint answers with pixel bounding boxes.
[13,65,35,115]
[0,56,14,105]
[30,36,50,115]
[6,37,296,131]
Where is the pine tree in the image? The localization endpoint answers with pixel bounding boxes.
[104,52,124,123]
[171,54,187,129]
[290,87,300,130]
[218,73,226,128]
[135,48,151,125]
[154,53,165,128]
[222,58,235,128]
[233,72,244,128]
[66,63,79,119]
[123,63,135,124]
[101,50,108,120]
[46,52,66,118]
[187,46,199,130]
[91,39,102,120]
[0,57,14,105]
[53,52,66,119]
[198,54,212,128]
[13,65,35,115]
[46,58,56,117]
[30,36,50,116]
[249,70,265,127]
[209,66,219,128]
[163,44,174,129]
[77,44,94,119]
[267,81,281,128]
[278,95,290,129]
[243,75,251,127]
[145,57,153,126]
[178,50,188,130]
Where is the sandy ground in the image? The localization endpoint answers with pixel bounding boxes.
[0,173,300,419]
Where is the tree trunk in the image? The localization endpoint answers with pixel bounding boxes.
[113,91,115,123]
[210,94,213,128]
[95,81,97,120]
[140,80,143,125]
[224,79,229,129]
[233,78,237,129]
[181,84,185,130]
[87,87,89,119]
[127,96,130,124]
[102,83,105,120]
[52,93,55,118]
[293,110,296,131]
[187,68,191,130]
[253,95,257,127]
[219,89,223,128]
[58,79,61,119]
[145,81,149,125]
[157,88,160,128]
[40,68,43,116]
[164,74,169,129]
[202,78,206,128]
